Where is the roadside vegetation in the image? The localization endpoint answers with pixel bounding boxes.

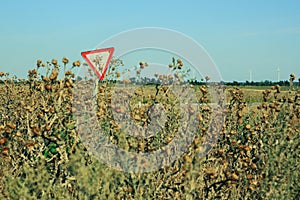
[0,58,299,199]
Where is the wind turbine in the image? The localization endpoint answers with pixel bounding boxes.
[277,67,280,82]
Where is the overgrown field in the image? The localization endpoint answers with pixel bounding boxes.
[0,59,299,199]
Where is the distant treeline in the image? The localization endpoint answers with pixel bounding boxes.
[194,80,290,86]
[187,80,291,86]
[0,78,292,87]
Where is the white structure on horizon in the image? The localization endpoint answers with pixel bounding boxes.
[277,67,280,82]
[249,68,252,82]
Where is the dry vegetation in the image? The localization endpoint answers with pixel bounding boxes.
[0,58,299,199]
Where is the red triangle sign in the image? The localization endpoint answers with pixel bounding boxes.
[81,47,115,80]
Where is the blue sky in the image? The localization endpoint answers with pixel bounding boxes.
[0,0,300,81]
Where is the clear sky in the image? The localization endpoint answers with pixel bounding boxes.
[1,0,300,82]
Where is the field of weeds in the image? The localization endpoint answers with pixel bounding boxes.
[0,58,299,199]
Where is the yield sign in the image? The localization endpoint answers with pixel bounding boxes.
[81,47,115,80]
